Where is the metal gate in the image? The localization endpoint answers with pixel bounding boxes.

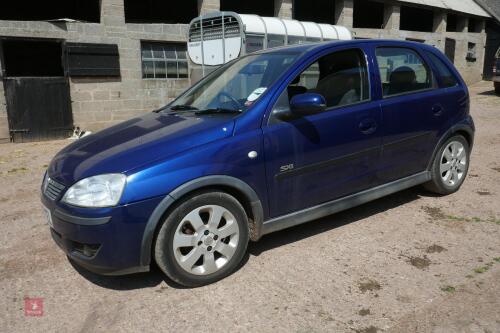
[4,77,73,142]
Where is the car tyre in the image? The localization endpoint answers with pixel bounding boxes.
[495,82,500,94]
[154,191,249,287]
[424,135,470,195]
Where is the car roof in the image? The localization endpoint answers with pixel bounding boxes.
[260,39,437,55]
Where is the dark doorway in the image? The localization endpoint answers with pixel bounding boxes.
[446,14,458,32]
[400,6,434,32]
[1,39,73,142]
[293,0,335,24]
[483,21,500,80]
[220,0,274,17]
[124,0,198,23]
[2,40,64,77]
[468,17,479,33]
[445,38,456,64]
[0,0,100,22]
[353,0,384,29]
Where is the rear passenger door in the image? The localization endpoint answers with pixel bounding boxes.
[423,49,469,140]
[375,46,447,183]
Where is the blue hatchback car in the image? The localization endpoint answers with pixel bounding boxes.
[41,40,474,286]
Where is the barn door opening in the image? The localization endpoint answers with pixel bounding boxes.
[1,38,73,142]
[444,38,456,64]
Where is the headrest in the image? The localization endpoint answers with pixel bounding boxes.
[390,66,416,84]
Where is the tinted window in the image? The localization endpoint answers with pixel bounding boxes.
[376,47,433,97]
[425,51,458,88]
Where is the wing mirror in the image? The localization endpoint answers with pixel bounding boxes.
[273,93,326,120]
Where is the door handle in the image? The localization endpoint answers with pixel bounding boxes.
[359,119,377,135]
[432,104,444,116]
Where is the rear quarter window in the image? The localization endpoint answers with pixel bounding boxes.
[425,51,459,88]
[375,47,434,97]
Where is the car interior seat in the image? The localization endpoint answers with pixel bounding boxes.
[387,66,417,95]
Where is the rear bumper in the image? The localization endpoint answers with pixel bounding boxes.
[41,194,164,275]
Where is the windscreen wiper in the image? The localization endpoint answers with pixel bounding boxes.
[170,104,199,111]
[153,104,199,113]
[194,108,242,115]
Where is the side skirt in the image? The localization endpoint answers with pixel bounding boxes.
[261,171,431,236]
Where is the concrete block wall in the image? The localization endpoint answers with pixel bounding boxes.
[335,0,354,28]
[199,0,220,15]
[350,2,487,86]
[0,0,192,140]
[275,0,293,19]
[0,0,491,141]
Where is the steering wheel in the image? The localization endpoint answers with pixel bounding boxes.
[217,91,241,110]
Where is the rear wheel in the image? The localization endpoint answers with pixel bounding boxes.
[154,191,249,287]
[495,82,500,94]
[424,135,470,195]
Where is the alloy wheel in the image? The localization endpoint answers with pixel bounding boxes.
[172,205,240,275]
[440,141,467,187]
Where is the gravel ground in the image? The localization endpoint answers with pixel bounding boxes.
[0,81,499,333]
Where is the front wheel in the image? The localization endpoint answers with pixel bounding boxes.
[424,135,470,195]
[154,191,249,287]
[495,82,500,94]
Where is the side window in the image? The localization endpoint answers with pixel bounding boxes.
[245,35,264,53]
[267,34,285,48]
[376,47,433,97]
[425,51,459,88]
[272,48,370,120]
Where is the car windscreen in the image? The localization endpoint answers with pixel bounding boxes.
[168,52,300,113]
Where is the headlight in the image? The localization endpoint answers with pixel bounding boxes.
[62,174,126,208]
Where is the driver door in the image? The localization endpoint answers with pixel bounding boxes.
[263,47,383,217]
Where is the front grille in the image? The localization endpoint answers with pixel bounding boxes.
[44,177,66,201]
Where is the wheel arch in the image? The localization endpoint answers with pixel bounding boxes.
[140,175,264,267]
[427,122,474,171]
[454,129,473,148]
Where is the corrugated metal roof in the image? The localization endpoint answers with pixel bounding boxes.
[398,0,491,17]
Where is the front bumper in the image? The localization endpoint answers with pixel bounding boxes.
[41,194,164,275]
